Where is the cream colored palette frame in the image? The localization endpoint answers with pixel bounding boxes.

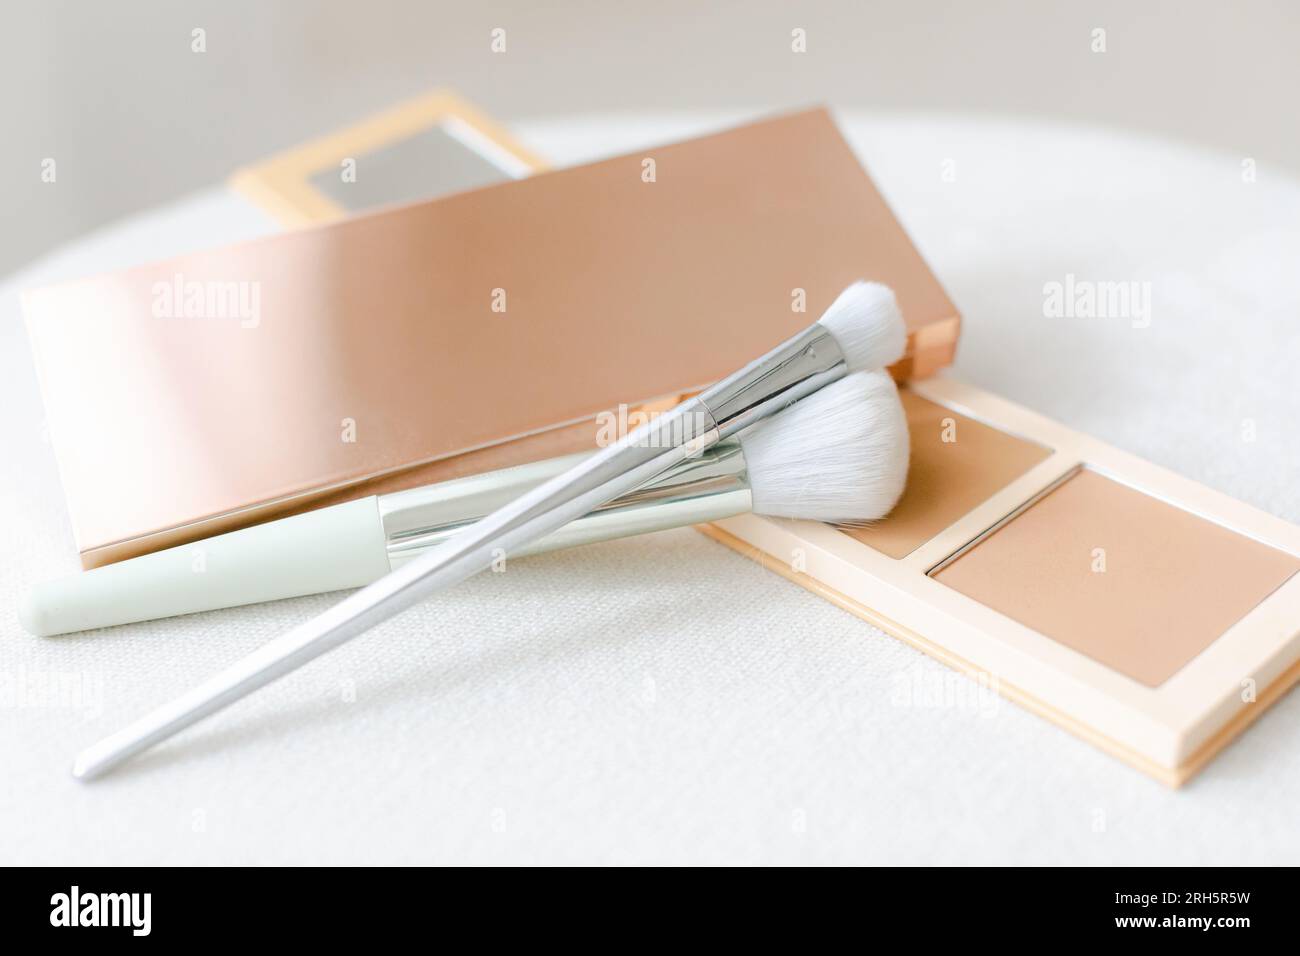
[703,377,1300,787]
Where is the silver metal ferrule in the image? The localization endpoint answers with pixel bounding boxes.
[379,440,751,568]
[698,324,846,438]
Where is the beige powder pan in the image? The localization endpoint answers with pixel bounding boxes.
[932,467,1300,688]
[841,391,1051,559]
[704,377,1300,786]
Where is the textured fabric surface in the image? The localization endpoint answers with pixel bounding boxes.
[2,113,1299,865]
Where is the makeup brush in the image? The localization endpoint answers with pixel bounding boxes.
[70,280,906,780]
[23,370,908,637]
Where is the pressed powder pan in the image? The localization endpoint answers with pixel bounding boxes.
[841,390,1051,559]
[931,467,1299,689]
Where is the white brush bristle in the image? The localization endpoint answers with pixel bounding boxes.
[815,281,906,373]
[737,369,909,523]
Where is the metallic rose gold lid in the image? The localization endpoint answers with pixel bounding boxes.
[23,108,959,568]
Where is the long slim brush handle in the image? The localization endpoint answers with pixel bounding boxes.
[72,401,718,779]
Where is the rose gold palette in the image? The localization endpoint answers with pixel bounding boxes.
[23,108,959,569]
[703,378,1300,786]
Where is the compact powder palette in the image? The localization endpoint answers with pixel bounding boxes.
[29,108,960,569]
[705,377,1300,785]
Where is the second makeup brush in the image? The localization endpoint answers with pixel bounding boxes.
[23,368,908,636]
